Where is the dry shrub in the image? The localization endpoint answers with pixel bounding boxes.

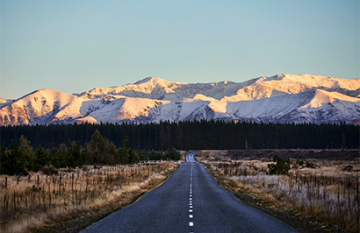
[261,193,279,207]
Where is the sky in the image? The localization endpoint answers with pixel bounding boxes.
[1,0,359,99]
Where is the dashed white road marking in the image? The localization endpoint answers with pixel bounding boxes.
[188,154,197,232]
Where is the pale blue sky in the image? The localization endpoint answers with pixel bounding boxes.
[1,0,359,99]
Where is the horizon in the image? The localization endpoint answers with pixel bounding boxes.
[1,0,359,99]
[2,73,359,100]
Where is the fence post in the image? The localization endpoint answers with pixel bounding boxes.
[5,176,7,189]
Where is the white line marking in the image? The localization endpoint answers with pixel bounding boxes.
[190,205,193,208]
[189,222,194,226]
[189,198,192,200]
[189,214,193,218]
[189,209,193,212]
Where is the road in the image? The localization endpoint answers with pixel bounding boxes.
[82,152,297,233]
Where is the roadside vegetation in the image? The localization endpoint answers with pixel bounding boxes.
[0,130,182,233]
[198,152,360,233]
[0,162,178,233]
[1,130,180,176]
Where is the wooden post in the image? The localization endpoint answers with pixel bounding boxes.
[49,182,51,208]
[13,191,16,211]
[5,177,7,189]
[59,173,62,195]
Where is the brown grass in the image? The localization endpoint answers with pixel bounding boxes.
[0,162,177,233]
[199,156,360,233]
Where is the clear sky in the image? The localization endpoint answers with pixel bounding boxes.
[1,0,359,99]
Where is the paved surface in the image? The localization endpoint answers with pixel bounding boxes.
[82,152,297,233]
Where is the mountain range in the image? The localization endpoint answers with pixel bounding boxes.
[1,73,360,126]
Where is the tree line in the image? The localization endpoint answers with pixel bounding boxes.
[0,130,181,176]
[1,120,358,151]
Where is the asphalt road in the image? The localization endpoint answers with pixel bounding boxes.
[82,152,297,233]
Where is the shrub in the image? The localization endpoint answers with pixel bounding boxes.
[305,161,315,168]
[41,165,59,175]
[296,159,304,166]
[268,155,291,175]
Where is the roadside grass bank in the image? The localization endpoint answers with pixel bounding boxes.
[199,156,359,233]
[0,162,179,233]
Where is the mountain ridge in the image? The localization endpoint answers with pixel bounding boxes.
[1,74,359,126]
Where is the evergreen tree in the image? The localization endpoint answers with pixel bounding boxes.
[87,129,107,164]
[0,145,7,174]
[165,147,181,160]
[117,147,129,164]
[19,135,34,171]
[129,150,140,164]
[66,142,76,168]
[33,144,49,171]
[106,142,117,164]
[50,143,60,168]
[58,143,67,168]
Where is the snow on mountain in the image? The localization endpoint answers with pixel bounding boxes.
[0,98,14,108]
[1,74,359,126]
[227,89,360,124]
[222,74,360,102]
[0,89,84,125]
[78,77,187,100]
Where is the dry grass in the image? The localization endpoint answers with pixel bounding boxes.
[0,162,176,233]
[200,157,360,233]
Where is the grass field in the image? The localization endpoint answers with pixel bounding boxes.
[198,151,360,233]
[0,162,177,233]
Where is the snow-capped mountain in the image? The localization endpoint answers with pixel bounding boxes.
[1,74,359,126]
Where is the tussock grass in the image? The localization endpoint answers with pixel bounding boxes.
[202,159,360,233]
[0,162,176,233]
